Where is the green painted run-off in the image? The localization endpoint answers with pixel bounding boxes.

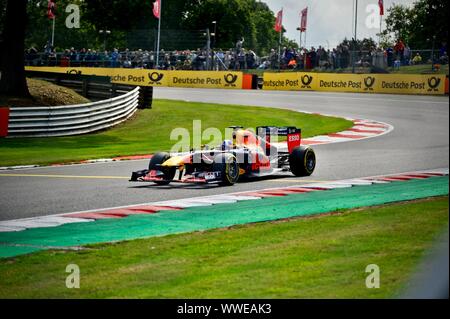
[0,176,448,258]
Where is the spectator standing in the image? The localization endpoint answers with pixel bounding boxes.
[412,52,423,65]
[246,50,256,69]
[237,49,246,70]
[394,39,405,64]
[404,45,411,65]
[111,48,120,68]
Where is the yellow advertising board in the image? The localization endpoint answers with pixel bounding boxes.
[25,66,446,95]
[262,71,446,95]
[316,74,372,93]
[26,66,110,76]
[168,71,243,89]
[109,69,170,86]
[263,72,317,91]
[25,67,242,89]
[374,74,446,95]
[25,66,170,86]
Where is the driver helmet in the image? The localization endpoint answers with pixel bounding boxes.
[221,140,233,151]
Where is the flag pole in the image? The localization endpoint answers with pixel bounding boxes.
[156,0,162,69]
[278,27,282,71]
[51,17,55,47]
[379,14,383,46]
[278,7,283,72]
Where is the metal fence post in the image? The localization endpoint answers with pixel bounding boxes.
[138,86,153,109]
[82,78,88,97]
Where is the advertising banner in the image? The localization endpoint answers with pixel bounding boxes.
[374,74,446,95]
[168,71,243,89]
[262,71,446,95]
[25,67,242,89]
[316,73,373,93]
[263,72,317,91]
[25,67,446,95]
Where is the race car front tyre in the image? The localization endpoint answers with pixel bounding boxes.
[289,146,316,177]
[212,153,240,186]
[149,152,176,185]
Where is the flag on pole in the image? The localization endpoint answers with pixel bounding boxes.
[153,0,161,19]
[47,0,56,19]
[274,9,283,33]
[378,0,384,16]
[300,7,308,32]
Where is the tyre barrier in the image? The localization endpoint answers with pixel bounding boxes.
[5,87,140,138]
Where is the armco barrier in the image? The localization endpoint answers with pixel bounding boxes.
[0,108,10,137]
[7,87,140,138]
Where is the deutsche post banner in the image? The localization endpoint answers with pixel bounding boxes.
[25,67,243,89]
[263,72,317,91]
[262,71,446,95]
[169,71,243,89]
[374,74,446,95]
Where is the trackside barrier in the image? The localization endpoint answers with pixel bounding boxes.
[242,74,258,90]
[0,108,10,137]
[7,87,140,138]
[25,67,244,90]
[262,72,447,95]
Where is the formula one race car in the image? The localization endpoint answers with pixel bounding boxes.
[130,126,316,186]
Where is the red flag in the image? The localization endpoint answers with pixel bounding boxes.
[153,0,161,19]
[300,7,308,32]
[274,9,283,33]
[379,0,384,16]
[47,0,56,19]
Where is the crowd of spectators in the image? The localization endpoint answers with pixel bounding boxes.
[267,39,448,71]
[24,40,259,71]
[25,39,448,72]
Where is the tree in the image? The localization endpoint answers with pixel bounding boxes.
[17,0,295,58]
[337,38,377,51]
[382,0,449,49]
[26,0,101,51]
[0,0,30,97]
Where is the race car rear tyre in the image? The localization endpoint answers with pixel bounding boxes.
[149,152,176,185]
[212,153,240,186]
[289,146,316,177]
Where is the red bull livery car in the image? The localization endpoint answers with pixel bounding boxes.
[130,126,316,186]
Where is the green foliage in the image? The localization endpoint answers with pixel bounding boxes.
[22,0,292,55]
[25,0,101,51]
[180,0,282,54]
[382,0,448,49]
[337,37,378,51]
[0,197,447,298]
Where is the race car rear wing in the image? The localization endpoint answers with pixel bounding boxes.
[228,126,302,154]
[257,126,302,154]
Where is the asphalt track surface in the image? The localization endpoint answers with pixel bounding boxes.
[0,89,448,221]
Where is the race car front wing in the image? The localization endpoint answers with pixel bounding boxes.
[130,169,223,184]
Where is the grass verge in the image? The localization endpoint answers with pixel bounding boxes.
[0,196,447,299]
[0,99,352,167]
